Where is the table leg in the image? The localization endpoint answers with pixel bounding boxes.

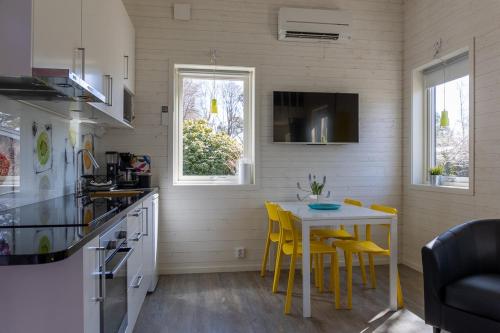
[389,216,398,310]
[302,222,311,317]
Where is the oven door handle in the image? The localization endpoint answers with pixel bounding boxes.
[105,247,134,279]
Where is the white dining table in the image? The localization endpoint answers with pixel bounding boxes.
[276,201,398,318]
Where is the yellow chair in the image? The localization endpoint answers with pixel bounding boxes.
[262,201,323,293]
[311,198,368,287]
[274,207,340,314]
[334,204,404,309]
[260,201,283,277]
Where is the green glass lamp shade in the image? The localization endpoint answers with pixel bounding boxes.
[440,110,449,127]
[211,98,218,114]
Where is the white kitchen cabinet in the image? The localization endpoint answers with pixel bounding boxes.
[32,0,82,72]
[82,0,113,98]
[106,0,135,121]
[151,194,159,290]
[124,13,136,94]
[126,207,148,333]
[142,194,159,292]
[141,197,153,291]
[0,236,101,333]
[83,236,101,333]
[4,0,135,126]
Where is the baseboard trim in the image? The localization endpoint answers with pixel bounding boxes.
[402,259,423,273]
[159,256,394,275]
[160,264,261,275]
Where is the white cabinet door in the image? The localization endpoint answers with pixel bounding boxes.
[83,237,101,333]
[126,208,147,333]
[32,0,82,71]
[150,195,159,291]
[82,0,112,98]
[141,197,153,291]
[102,0,134,121]
[123,13,135,94]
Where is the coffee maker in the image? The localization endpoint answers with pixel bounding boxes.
[117,152,138,188]
[105,151,119,184]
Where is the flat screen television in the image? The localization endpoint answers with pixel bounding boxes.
[273,91,359,144]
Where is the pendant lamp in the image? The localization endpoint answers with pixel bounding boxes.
[440,61,449,128]
[210,49,218,114]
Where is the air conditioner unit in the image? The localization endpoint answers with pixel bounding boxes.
[278,7,352,42]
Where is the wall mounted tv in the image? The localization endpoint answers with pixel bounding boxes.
[273,91,359,144]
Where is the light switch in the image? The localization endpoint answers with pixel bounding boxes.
[174,4,191,21]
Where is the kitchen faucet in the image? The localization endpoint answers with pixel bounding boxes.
[75,148,100,197]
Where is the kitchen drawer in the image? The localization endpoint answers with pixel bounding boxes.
[127,233,143,286]
[127,207,143,235]
[127,264,148,332]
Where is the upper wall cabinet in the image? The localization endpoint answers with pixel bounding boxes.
[124,13,136,94]
[82,0,112,97]
[32,0,82,71]
[106,0,136,121]
[29,0,135,126]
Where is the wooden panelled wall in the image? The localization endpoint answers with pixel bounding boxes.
[100,0,404,274]
[403,0,500,270]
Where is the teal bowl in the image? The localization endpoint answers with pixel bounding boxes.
[308,203,341,210]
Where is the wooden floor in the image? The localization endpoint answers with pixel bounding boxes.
[134,265,432,333]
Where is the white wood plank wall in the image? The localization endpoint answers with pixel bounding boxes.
[403,0,500,271]
[100,0,404,274]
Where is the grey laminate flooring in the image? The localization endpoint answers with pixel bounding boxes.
[134,265,431,333]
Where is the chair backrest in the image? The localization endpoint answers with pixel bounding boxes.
[265,201,280,222]
[277,207,299,242]
[368,204,398,250]
[371,204,398,215]
[344,198,363,207]
[343,198,363,238]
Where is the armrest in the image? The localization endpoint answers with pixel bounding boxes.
[421,220,486,326]
[422,238,445,326]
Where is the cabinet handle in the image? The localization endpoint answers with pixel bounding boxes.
[77,47,86,80]
[89,246,106,303]
[141,207,149,236]
[105,75,113,106]
[129,232,143,242]
[131,274,143,288]
[124,55,129,79]
[109,76,113,106]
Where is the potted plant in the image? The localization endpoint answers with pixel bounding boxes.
[429,165,444,186]
[297,174,332,201]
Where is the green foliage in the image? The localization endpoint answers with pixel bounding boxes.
[309,174,326,195]
[429,165,444,176]
[183,119,242,176]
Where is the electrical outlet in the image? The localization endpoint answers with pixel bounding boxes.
[235,247,246,259]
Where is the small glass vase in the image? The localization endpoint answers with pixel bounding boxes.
[430,175,441,186]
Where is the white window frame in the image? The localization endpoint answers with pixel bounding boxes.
[172,64,255,186]
[410,42,475,195]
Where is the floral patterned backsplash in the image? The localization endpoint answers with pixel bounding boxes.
[0,96,96,210]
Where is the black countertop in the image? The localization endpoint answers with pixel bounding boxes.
[0,188,158,265]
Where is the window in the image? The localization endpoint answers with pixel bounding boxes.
[0,112,20,195]
[172,65,255,185]
[411,50,472,190]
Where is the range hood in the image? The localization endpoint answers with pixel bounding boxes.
[0,68,106,107]
[0,0,131,128]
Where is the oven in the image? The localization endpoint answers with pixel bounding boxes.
[99,217,131,333]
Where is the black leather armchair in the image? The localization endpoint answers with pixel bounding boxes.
[422,219,500,333]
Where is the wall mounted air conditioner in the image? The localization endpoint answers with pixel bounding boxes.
[278,7,352,42]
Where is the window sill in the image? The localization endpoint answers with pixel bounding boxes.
[172,181,256,189]
[409,183,473,196]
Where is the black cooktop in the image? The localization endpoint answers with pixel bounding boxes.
[0,189,157,265]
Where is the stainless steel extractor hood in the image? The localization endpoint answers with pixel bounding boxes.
[0,68,106,104]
